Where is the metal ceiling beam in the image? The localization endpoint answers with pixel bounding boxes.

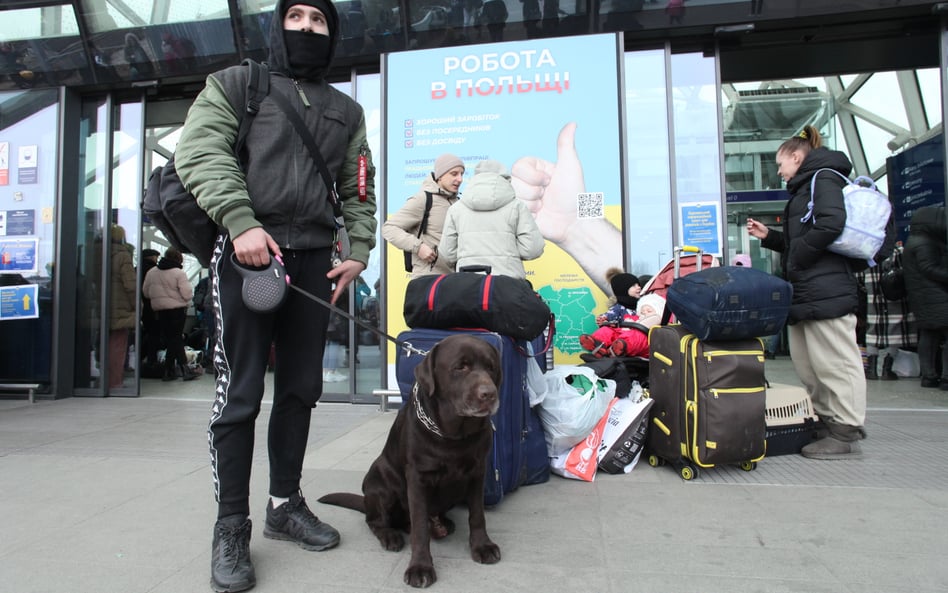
[826,75,870,176]
[897,70,930,136]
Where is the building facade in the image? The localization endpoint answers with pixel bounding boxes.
[0,0,945,400]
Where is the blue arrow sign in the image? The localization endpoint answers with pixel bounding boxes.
[0,284,38,320]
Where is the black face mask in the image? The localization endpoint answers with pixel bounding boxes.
[284,30,332,80]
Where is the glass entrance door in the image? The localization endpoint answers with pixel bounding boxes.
[73,95,145,396]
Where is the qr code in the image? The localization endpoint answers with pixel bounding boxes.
[577,192,604,219]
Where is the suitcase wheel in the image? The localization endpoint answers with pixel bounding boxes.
[678,463,699,480]
[739,460,757,472]
[647,454,665,468]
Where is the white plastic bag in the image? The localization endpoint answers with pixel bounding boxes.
[892,349,920,378]
[538,365,616,457]
[550,398,617,482]
[525,356,548,407]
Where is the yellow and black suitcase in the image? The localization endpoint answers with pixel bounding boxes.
[646,324,767,480]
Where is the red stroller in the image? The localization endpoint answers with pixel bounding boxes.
[581,247,716,383]
[641,246,718,300]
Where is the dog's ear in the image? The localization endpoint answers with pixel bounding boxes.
[414,342,437,396]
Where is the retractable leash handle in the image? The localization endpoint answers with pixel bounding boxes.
[231,253,290,314]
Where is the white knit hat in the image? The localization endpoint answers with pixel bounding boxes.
[636,293,666,328]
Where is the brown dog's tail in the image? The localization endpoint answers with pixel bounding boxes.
[317,492,366,513]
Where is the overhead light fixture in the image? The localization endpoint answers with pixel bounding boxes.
[714,23,755,36]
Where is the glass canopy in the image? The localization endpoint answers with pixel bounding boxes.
[1,0,939,91]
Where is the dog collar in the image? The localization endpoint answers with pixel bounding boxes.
[411,383,449,439]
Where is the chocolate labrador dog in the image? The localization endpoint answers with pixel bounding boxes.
[318,334,503,588]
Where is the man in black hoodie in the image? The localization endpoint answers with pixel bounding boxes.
[175,2,377,591]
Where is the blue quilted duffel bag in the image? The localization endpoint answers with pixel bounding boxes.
[665,266,792,341]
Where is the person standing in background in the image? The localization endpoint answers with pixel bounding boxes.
[139,248,162,370]
[382,153,464,277]
[861,262,915,381]
[902,204,948,390]
[107,224,137,389]
[439,159,544,279]
[746,124,866,460]
[142,247,198,382]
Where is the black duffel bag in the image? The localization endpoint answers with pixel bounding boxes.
[404,271,552,340]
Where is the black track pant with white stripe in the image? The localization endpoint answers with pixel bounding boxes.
[207,237,332,519]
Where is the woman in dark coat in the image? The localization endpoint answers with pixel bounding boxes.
[902,204,948,389]
[747,124,866,460]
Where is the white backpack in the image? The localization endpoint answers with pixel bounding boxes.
[802,168,891,267]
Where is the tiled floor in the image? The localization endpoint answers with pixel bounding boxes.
[2,357,947,593]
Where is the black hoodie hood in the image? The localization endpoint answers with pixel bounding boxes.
[267,0,339,80]
[910,204,947,242]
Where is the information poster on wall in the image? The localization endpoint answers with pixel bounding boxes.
[0,238,38,274]
[17,145,38,184]
[679,202,721,255]
[0,284,38,320]
[1,209,35,236]
[384,33,624,366]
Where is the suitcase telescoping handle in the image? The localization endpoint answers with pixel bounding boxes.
[458,265,493,275]
[673,245,702,279]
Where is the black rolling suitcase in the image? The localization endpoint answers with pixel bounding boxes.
[646,324,767,480]
[395,328,550,506]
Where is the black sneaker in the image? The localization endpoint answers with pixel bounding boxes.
[263,493,340,551]
[210,516,255,593]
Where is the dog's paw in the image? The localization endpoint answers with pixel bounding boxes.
[429,515,455,539]
[404,563,437,588]
[471,541,501,564]
[374,528,405,552]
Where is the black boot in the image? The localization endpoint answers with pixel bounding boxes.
[865,354,879,380]
[162,364,178,382]
[881,354,899,381]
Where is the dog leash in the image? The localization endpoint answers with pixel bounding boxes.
[230,252,426,355]
[289,279,555,362]
[284,282,430,358]
[288,282,469,437]
[232,254,551,360]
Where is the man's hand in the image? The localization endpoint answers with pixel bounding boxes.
[327,259,366,304]
[417,243,437,263]
[232,227,282,267]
